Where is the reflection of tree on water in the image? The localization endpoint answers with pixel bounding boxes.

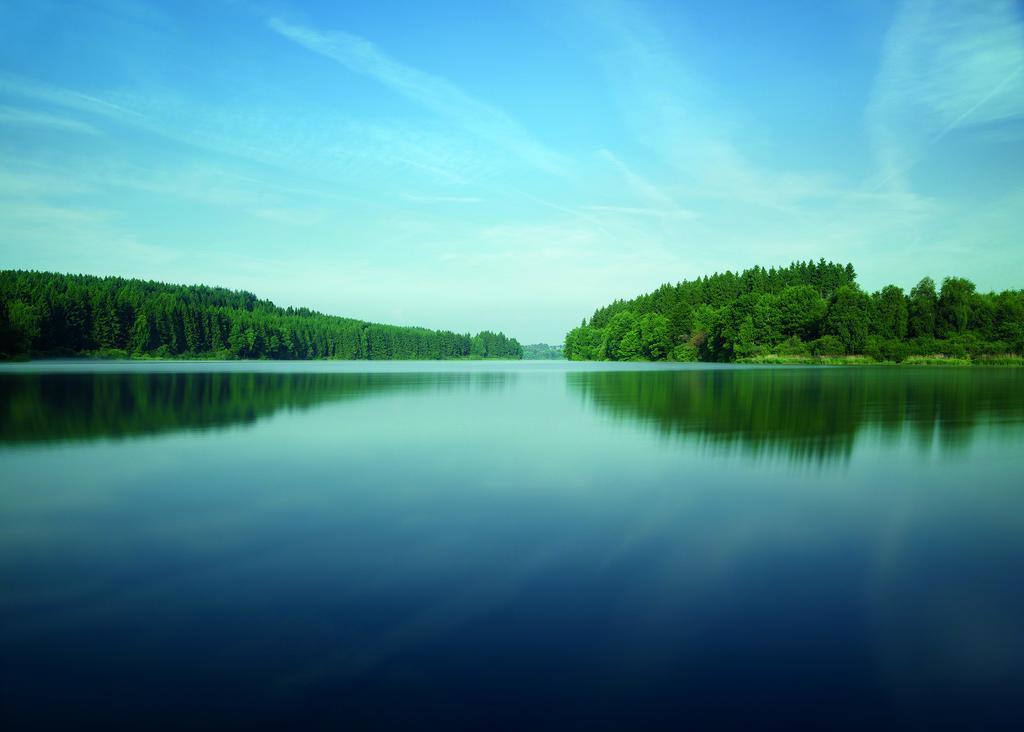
[568,367,1024,463]
[0,370,517,444]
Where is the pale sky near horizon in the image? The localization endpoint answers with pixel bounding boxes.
[1,0,1023,343]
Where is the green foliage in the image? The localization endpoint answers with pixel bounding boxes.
[823,285,871,354]
[667,301,693,345]
[937,276,976,337]
[582,311,675,362]
[669,342,699,362]
[0,270,522,361]
[864,336,909,363]
[522,343,564,360]
[600,310,638,361]
[468,330,523,359]
[563,324,604,361]
[615,327,644,361]
[567,260,1023,364]
[776,336,810,356]
[811,335,845,357]
[993,291,1024,349]
[908,277,938,337]
[636,312,672,360]
[0,300,41,357]
[872,285,909,340]
[778,285,826,340]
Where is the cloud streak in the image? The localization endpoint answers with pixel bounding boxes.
[571,1,840,215]
[582,204,697,220]
[0,71,146,124]
[597,148,697,219]
[267,17,567,175]
[867,0,1024,191]
[0,104,101,135]
[400,192,482,204]
[0,69,497,194]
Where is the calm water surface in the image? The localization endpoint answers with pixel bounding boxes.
[1,361,1023,729]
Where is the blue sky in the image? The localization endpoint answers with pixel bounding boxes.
[1,0,1022,343]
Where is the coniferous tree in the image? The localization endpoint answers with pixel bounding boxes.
[0,270,522,361]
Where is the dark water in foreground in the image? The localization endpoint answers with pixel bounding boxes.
[1,361,1023,730]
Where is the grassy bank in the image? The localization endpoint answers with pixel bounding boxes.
[735,354,1023,366]
[4,348,525,362]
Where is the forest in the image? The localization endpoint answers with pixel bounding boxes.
[522,343,564,360]
[563,260,1024,363]
[0,271,523,361]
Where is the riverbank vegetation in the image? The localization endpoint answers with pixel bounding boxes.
[0,271,522,361]
[563,260,1023,364]
[522,343,564,360]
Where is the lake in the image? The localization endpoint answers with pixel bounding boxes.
[1,361,1023,729]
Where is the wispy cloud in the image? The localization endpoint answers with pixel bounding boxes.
[400,192,482,204]
[0,201,111,224]
[0,71,146,124]
[0,71,487,189]
[582,204,697,220]
[249,207,327,226]
[0,104,101,135]
[322,123,487,184]
[597,148,697,218]
[0,153,341,234]
[267,17,567,175]
[867,0,1024,191]
[570,2,839,215]
[566,0,983,278]
[0,166,94,197]
[3,0,1021,342]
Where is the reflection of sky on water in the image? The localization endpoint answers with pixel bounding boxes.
[1,363,1022,727]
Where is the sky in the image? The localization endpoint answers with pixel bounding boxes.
[1,0,1022,343]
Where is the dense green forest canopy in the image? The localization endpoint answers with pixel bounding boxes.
[0,271,523,361]
[563,259,1024,363]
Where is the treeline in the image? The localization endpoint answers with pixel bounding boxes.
[0,271,523,361]
[522,343,564,360]
[564,259,1024,362]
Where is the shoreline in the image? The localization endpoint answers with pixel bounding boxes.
[733,354,1023,366]
[4,352,1021,367]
